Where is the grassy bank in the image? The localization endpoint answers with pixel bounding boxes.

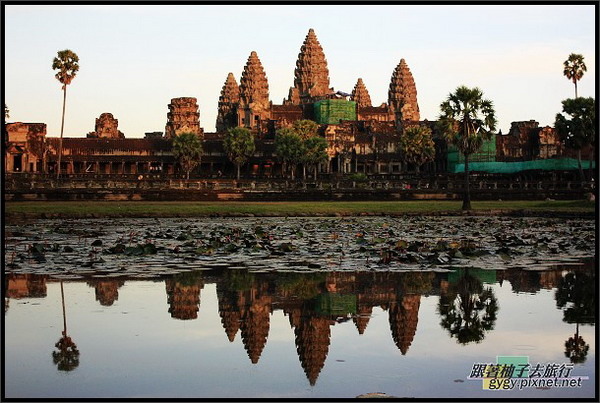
[3,200,595,219]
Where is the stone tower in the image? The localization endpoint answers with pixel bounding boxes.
[288,28,331,104]
[238,51,270,129]
[165,278,203,320]
[165,97,202,139]
[388,294,421,355]
[388,59,420,122]
[288,308,332,386]
[216,73,240,132]
[351,78,372,107]
[239,293,272,364]
[89,113,124,138]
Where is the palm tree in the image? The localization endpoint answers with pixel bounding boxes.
[564,323,589,364]
[437,86,497,210]
[563,53,587,98]
[52,281,80,371]
[52,49,79,179]
[437,270,498,345]
[398,125,435,173]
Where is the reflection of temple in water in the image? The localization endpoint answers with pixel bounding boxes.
[384,295,421,355]
[5,273,48,313]
[7,263,594,386]
[239,286,272,364]
[287,308,333,386]
[216,272,272,363]
[165,273,205,320]
[87,279,125,306]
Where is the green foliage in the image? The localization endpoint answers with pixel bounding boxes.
[555,97,595,151]
[275,128,305,179]
[172,132,203,179]
[563,53,587,97]
[223,127,255,179]
[302,136,329,169]
[437,270,498,344]
[52,49,80,88]
[437,86,497,156]
[349,173,368,182]
[276,273,327,299]
[292,119,319,139]
[555,270,595,325]
[399,125,435,170]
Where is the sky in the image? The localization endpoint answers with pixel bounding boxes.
[3,4,596,138]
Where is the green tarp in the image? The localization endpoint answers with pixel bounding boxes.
[447,138,497,166]
[449,158,596,174]
[447,268,497,285]
[314,293,357,316]
[313,99,357,124]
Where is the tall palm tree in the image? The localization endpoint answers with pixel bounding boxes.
[563,53,587,98]
[52,281,80,371]
[52,49,79,179]
[437,86,497,210]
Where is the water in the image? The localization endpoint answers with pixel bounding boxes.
[3,217,596,399]
[4,264,596,399]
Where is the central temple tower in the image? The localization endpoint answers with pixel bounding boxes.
[287,28,332,105]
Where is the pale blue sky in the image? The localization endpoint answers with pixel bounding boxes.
[4,4,596,137]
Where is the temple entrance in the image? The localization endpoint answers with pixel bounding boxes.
[13,155,22,172]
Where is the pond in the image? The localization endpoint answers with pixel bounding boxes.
[3,217,596,399]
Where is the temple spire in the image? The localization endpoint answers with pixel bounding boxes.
[239,51,269,109]
[238,51,270,128]
[388,58,420,121]
[351,78,372,107]
[289,28,331,104]
[216,73,240,132]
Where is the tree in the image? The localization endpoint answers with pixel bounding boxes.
[223,127,255,180]
[437,270,498,345]
[398,125,435,173]
[302,136,329,179]
[275,128,304,180]
[555,97,595,181]
[52,49,79,179]
[437,86,497,210]
[52,281,79,371]
[563,53,587,98]
[172,132,203,179]
[292,119,319,140]
[555,269,595,364]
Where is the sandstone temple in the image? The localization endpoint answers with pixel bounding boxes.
[4,28,593,178]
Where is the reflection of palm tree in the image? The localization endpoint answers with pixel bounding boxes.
[437,270,498,344]
[564,323,589,364]
[52,281,79,371]
[555,268,595,364]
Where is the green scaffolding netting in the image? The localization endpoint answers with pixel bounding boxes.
[313,99,357,125]
[447,138,497,165]
[448,158,596,174]
[314,293,357,316]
